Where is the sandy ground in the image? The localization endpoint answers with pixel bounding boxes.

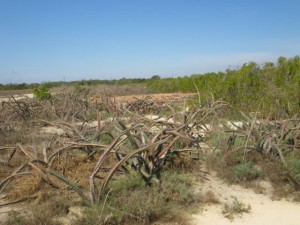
[192,171,300,225]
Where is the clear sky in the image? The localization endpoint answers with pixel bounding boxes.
[0,0,299,84]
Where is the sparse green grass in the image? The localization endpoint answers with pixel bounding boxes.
[75,170,200,225]
[288,158,300,183]
[5,192,72,225]
[5,211,25,225]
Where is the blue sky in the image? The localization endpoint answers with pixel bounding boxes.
[0,0,299,84]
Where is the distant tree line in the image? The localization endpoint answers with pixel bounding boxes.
[146,56,300,117]
[0,78,147,91]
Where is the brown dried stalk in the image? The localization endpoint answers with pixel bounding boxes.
[99,139,168,199]
[89,124,142,204]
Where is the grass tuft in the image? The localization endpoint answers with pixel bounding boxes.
[222,198,251,221]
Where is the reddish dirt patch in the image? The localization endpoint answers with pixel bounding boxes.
[92,93,196,104]
[116,93,196,103]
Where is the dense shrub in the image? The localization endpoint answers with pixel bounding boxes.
[146,56,300,117]
[33,85,52,100]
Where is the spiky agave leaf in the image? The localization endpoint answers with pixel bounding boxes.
[118,119,140,149]
[89,124,142,204]
[46,168,91,205]
[98,139,168,199]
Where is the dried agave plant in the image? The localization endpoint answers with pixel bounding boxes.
[223,117,299,162]
[218,110,300,186]
[0,97,35,131]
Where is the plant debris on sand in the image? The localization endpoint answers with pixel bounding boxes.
[0,89,221,224]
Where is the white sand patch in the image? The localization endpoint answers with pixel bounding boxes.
[192,172,300,225]
[0,94,34,103]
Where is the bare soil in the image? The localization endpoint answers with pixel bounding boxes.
[111,93,196,104]
[89,92,197,108]
[192,170,300,225]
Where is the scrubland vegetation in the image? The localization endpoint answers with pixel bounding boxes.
[147,56,300,118]
[0,56,300,224]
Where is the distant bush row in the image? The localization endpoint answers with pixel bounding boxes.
[0,78,147,91]
[146,56,300,117]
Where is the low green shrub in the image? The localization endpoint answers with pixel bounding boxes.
[233,161,262,182]
[32,85,52,100]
